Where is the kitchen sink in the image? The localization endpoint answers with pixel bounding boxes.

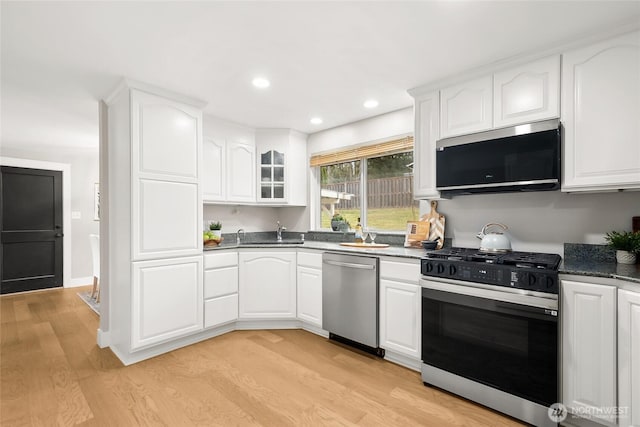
[239,239,304,245]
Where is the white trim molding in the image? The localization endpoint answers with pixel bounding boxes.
[0,156,72,288]
[70,276,94,288]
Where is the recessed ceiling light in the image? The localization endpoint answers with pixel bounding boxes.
[252,77,270,89]
[310,117,323,125]
[364,99,379,109]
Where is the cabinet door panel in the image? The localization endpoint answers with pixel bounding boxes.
[561,280,616,423]
[440,76,492,138]
[134,179,200,260]
[133,91,200,180]
[413,91,440,199]
[203,138,225,201]
[297,266,322,326]
[380,279,420,358]
[204,294,238,328]
[494,55,560,127]
[239,252,296,318]
[562,31,640,190]
[204,266,238,298]
[227,142,256,202]
[131,256,203,350]
[619,289,640,427]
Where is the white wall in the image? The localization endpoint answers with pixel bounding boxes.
[429,191,640,256]
[0,146,99,282]
[308,108,413,155]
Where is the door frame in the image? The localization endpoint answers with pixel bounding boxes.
[0,156,72,288]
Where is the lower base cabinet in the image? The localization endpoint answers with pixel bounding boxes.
[239,251,297,319]
[203,251,239,329]
[297,251,323,327]
[618,288,640,427]
[379,258,421,361]
[131,256,204,350]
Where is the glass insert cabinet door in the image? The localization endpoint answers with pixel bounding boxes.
[260,150,285,199]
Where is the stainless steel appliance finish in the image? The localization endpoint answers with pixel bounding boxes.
[435,118,561,196]
[322,252,379,350]
[420,248,561,427]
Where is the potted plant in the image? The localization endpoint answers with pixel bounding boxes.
[605,230,640,264]
[208,221,223,239]
[330,213,350,232]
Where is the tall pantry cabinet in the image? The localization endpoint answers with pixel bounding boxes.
[104,81,205,364]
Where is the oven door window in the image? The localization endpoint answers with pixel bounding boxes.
[422,288,557,407]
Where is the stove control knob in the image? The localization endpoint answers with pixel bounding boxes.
[546,276,556,289]
[424,262,434,273]
[528,274,537,288]
[436,263,445,274]
[449,265,457,276]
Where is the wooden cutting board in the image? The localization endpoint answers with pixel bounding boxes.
[421,200,446,249]
[339,242,390,248]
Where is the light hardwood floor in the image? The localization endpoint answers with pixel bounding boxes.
[1,287,524,426]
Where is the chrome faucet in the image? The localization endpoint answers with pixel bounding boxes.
[276,221,286,242]
[236,228,245,244]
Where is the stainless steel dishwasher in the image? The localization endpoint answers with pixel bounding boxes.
[322,252,383,356]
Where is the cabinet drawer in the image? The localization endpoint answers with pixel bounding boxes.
[297,251,321,268]
[204,294,238,328]
[204,251,238,269]
[380,259,420,283]
[204,266,238,298]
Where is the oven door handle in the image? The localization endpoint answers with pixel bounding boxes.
[495,301,558,320]
[423,287,558,321]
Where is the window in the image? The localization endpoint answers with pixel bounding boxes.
[313,136,418,232]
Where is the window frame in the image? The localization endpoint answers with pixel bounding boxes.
[312,140,416,232]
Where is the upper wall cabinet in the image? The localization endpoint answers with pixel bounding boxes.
[227,141,256,203]
[131,90,203,260]
[255,129,307,206]
[202,138,256,204]
[493,55,560,128]
[202,137,225,201]
[562,31,640,192]
[413,91,440,199]
[440,75,493,138]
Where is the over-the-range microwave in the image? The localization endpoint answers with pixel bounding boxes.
[436,119,561,197]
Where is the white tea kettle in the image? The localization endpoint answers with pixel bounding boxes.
[476,223,512,253]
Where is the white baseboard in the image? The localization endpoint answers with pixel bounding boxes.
[68,276,93,288]
[97,328,110,348]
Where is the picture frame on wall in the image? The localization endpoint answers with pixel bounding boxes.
[94,182,100,221]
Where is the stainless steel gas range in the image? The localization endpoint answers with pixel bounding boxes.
[420,248,561,427]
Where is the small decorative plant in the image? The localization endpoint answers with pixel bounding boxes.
[605,230,640,264]
[604,231,640,253]
[331,213,350,232]
[208,221,222,231]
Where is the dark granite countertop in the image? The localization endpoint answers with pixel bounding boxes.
[204,240,426,259]
[560,260,640,284]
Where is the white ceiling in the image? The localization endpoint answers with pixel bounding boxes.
[2,1,639,150]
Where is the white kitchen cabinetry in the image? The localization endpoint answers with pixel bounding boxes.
[440,75,493,138]
[561,279,617,424]
[618,288,640,427]
[202,137,226,201]
[131,256,203,350]
[226,141,256,203]
[412,91,440,199]
[203,251,239,328]
[562,31,640,192]
[105,81,205,363]
[493,55,560,128]
[255,129,307,206]
[296,251,322,327]
[379,258,421,369]
[239,251,297,319]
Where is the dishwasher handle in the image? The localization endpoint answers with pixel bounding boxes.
[323,260,376,270]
